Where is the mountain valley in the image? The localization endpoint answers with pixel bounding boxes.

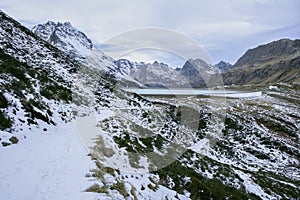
[0,10,299,200]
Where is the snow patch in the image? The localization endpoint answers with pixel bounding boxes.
[0,121,98,200]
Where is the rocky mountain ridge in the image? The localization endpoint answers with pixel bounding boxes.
[32,21,145,89]
[114,37,300,87]
[234,38,300,68]
[113,58,221,88]
[222,39,300,85]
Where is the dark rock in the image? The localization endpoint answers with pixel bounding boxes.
[215,61,232,72]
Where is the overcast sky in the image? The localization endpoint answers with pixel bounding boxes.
[1,0,300,66]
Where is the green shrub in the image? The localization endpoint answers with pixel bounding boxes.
[40,84,71,102]
[156,152,258,200]
[0,110,12,130]
[0,93,8,108]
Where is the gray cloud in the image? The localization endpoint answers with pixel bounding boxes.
[1,0,299,65]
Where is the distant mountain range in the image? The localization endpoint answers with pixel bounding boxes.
[33,21,224,88]
[32,20,300,88]
[113,58,219,88]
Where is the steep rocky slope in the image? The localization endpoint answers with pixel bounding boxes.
[0,11,77,146]
[179,58,219,87]
[222,39,300,85]
[234,39,300,68]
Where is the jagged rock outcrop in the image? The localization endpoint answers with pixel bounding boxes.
[32,21,141,87]
[215,61,233,72]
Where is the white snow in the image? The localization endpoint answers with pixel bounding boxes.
[75,112,103,150]
[65,35,92,57]
[0,121,99,200]
[190,138,210,155]
[234,170,272,200]
[96,109,115,121]
[223,91,262,98]
[268,85,279,90]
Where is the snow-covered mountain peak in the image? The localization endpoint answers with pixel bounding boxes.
[185,58,211,68]
[152,60,171,68]
[114,58,137,68]
[32,21,93,58]
[181,58,217,76]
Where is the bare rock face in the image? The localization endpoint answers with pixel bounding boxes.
[234,39,300,68]
[215,61,233,73]
[222,39,300,85]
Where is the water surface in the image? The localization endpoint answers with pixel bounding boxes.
[123,88,262,98]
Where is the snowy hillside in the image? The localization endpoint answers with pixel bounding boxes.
[0,10,99,200]
[0,11,77,145]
